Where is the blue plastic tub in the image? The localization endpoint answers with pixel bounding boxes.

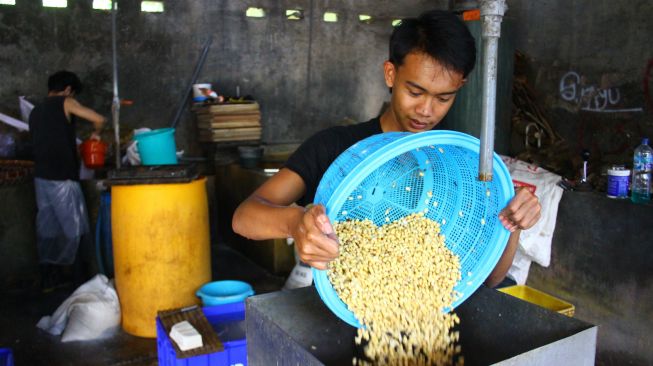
[196,281,254,307]
[0,348,13,366]
[134,128,178,165]
[156,302,247,366]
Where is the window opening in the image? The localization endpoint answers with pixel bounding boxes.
[286,9,303,20]
[358,14,372,24]
[246,7,265,18]
[92,0,114,10]
[323,11,338,22]
[43,0,67,8]
[141,1,164,13]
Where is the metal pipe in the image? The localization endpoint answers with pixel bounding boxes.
[111,0,121,169]
[170,37,212,129]
[478,0,507,181]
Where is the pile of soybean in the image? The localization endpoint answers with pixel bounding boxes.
[329,213,464,366]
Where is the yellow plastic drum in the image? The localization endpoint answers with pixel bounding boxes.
[111,177,211,337]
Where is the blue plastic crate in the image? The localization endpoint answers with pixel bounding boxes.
[156,302,247,366]
[0,348,13,366]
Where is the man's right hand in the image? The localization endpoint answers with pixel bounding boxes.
[290,204,339,270]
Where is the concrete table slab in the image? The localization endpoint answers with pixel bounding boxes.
[246,286,597,365]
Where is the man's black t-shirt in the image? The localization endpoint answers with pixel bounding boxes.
[29,96,80,181]
[285,117,383,206]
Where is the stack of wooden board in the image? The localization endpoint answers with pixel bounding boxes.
[194,102,262,142]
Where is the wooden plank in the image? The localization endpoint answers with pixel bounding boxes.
[199,127,261,136]
[196,113,261,122]
[198,127,262,142]
[195,111,261,119]
[208,127,261,138]
[194,102,260,115]
[199,134,262,142]
[197,120,261,129]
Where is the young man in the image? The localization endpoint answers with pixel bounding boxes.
[232,10,541,287]
[29,70,106,290]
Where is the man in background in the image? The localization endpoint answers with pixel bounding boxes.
[29,70,105,291]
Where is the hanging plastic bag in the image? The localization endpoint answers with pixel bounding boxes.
[34,178,90,265]
[121,127,151,166]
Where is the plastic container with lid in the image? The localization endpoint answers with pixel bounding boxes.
[606,166,630,199]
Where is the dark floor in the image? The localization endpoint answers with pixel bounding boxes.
[0,244,286,366]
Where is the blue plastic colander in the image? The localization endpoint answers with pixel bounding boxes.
[312,130,514,328]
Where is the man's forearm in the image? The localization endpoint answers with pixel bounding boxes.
[232,196,304,241]
[485,229,521,287]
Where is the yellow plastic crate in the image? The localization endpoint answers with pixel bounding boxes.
[498,285,575,317]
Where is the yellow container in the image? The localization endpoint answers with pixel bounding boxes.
[111,177,211,337]
[498,285,575,317]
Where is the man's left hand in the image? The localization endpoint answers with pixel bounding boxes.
[498,187,541,232]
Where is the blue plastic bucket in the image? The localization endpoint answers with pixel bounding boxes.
[133,128,178,165]
[196,280,255,306]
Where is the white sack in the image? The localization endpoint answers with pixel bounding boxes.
[500,156,564,284]
[36,274,121,342]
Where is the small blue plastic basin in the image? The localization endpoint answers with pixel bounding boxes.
[196,280,255,306]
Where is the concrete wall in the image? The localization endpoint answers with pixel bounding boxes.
[507,0,653,179]
[2,0,651,169]
[0,0,445,156]
[502,2,653,364]
[527,191,653,366]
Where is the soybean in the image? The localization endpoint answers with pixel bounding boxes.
[329,213,463,366]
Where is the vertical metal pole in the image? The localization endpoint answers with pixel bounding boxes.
[170,37,212,129]
[478,0,507,181]
[111,0,121,169]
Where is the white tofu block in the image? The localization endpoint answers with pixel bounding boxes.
[169,320,203,351]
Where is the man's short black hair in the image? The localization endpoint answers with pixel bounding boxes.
[389,10,476,78]
[47,70,83,95]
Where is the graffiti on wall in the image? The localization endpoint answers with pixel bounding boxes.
[559,71,643,113]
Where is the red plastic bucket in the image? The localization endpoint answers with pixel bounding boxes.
[80,139,107,169]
